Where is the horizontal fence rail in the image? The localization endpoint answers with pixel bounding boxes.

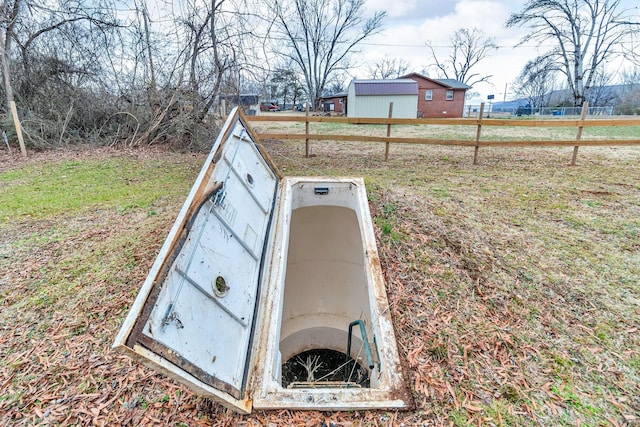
[246,115,640,128]
[244,102,640,165]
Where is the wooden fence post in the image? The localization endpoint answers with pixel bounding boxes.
[305,103,310,158]
[10,101,27,158]
[473,102,485,165]
[571,101,589,166]
[384,102,394,161]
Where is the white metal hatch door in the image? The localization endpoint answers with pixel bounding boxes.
[113,109,279,412]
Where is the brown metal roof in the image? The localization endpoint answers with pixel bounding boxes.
[352,79,418,96]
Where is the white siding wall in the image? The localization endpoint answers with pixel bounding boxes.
[347,83,357,117]
[347,93,418,119]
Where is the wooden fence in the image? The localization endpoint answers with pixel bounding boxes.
[245,102,640,165]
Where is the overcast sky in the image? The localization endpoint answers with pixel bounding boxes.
[356,0,640,102]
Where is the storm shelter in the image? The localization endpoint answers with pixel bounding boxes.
[113,108,411,413]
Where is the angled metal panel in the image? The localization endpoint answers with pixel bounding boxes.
[113,108,278,412]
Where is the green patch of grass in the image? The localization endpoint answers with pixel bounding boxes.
[430,188,450,198]
[375,216,404,242]
[448,409,468,427]
[582,199,602,208]
[582,125,640,139]
[382,202,397,216]
[377,218,393,235]
[551,383,600,417]
[0,156,194,223]
[485,400,519,425]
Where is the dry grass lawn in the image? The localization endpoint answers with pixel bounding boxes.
[1,127,639,426]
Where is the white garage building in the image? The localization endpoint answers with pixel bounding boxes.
[347,79,418,119]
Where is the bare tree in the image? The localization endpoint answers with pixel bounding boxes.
[93,0,261,146]
[323,72,348,95]
[587,70,617,107]
[0,0,264,150]
[136,0,159,110]
[506,0,639,107]
[0,0,120,152]
[621,67,640,85]
[426,27,498,87]
[512,56,557,108]
[269,0,385,108]
[615,66,640,114]
[182,0,231,121]
[0,0,25,155]
[367,55,410,79]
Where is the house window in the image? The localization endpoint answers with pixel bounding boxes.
[425,90,433,101]
[446,90,454,100]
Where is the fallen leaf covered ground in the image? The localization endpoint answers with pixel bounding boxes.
[1,138,638,426]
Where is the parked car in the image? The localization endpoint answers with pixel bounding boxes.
[260,102,280,112]
[515,105,532,116]
[294,102,312,112]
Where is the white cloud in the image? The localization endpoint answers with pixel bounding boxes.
[358,0,557,99]
[365,0,454,21]
[358,0,639,101]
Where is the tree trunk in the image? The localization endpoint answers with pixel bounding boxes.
[141,3,159,113]
[0,26,26,157]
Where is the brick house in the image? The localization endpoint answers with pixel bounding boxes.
[319,92,347,114]
[401,73,470,118]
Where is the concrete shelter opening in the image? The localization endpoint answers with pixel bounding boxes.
[113,109,411,413]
